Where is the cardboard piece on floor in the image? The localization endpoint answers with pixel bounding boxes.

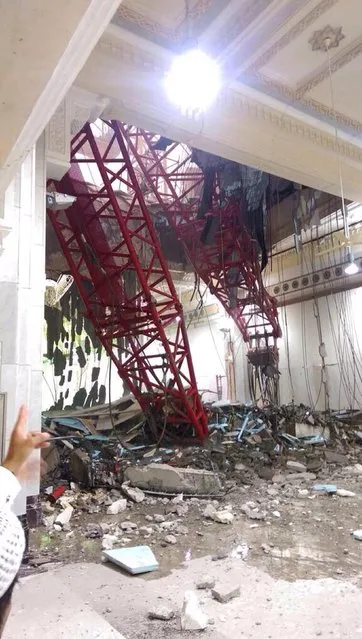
[103,545,159,575]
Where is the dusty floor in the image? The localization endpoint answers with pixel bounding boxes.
[5,461,362,638]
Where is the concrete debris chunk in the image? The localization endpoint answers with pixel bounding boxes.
[102,534,119,550]
[241,502,265,521]
[212,510,234,525]
[125,463,221,495]
[203,504,216,519]
[203,504,233,524]
[197,577,216,590]
[181,591,208,631]
[343,464,362,475]
[336,489,356,498]
[212,583,241,604]
[286,461,307,473]
[120,521,137,531]
[122,482,145,503]
[55,506,73,528]
[149,607,175,621]
[234,462,247,472]
[175,525,189,535]
[85,523,103,539]
[107,499,128,515]
[165,534,177,545]
[154,514,166,523]
[325,451,348,465]
[288,472,317,482]
[353,530,362,541]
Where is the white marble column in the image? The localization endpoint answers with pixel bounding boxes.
[0,136,46,515]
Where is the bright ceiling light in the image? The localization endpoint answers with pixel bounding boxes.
[345,260,359,276]
[164,49,221,116]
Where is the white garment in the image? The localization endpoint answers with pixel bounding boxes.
[0,467,25,598]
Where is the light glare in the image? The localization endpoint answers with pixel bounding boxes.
[344,261,359,275]
[165,49,221,115]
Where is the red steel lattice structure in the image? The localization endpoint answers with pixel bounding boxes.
[47,121,208,440]
[118,124,281,355]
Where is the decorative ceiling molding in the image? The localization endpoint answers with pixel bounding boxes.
[113,5,178,42]
[246,0,338,73]
[98,34,166,72]
[94,30,362,160]
[112,0,214,45]
[297,35,362,96]
[254,72,362,133]
[224,89,362,161]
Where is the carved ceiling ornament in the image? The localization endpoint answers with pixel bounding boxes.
[309,24,345,52]
[246,0,338,73]
[113,0,213,43]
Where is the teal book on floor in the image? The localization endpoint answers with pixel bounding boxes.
[103,546,159,575]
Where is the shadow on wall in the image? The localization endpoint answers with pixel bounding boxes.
[43,286,123,411]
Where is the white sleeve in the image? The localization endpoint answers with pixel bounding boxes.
[0,466,21,508]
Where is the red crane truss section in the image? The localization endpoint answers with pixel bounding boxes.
[117,124,281,357]
[46,121,208,441]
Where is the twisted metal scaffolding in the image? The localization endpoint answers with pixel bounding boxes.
[47,121,208,440]
[119,124,281,403]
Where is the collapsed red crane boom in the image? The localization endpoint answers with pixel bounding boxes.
[47,121,208,440]
[118,124,281,356]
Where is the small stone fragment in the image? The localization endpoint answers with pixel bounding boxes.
[165,534,177,545]
[212,584,241,604]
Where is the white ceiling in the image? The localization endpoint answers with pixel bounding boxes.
[0,0,121,194]
[73,0,362,201]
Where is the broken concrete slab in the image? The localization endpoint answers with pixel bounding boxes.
[124,463,222,495]
[212,583,241,604]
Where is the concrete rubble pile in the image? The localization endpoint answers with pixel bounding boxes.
[41,398,362,496]
[33,398,362,573]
